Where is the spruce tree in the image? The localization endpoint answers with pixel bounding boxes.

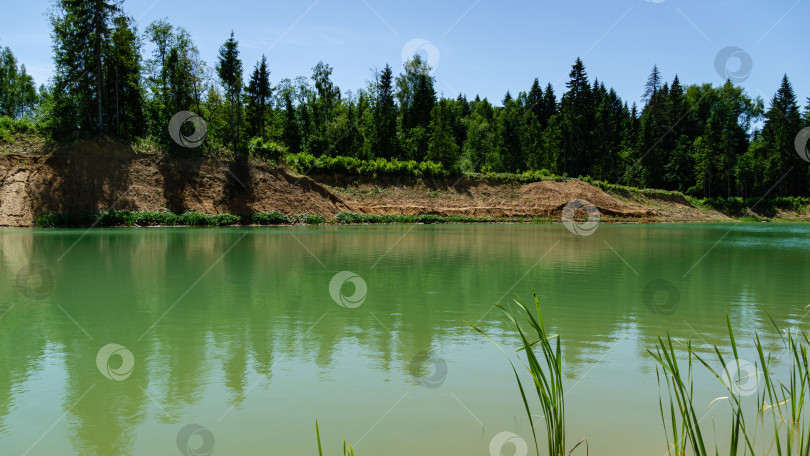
[762,75,803,195]
[372,64,397,159]
[245,55,272,140]
[560,57,592,176]
[216,31,243,153]
[106,15,144,138]
[642,64,662,107]
[50,0,121,132]
[527,78,543,117]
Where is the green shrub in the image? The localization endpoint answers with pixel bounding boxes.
[249,138,287,163]
[297,213,325,225]
[414,214,444,224]
[282,152,449,179]
[250,211,292,225]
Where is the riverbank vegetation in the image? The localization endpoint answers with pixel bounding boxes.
[1,1,809,204]
[475,296,810,456]
[32,210,555,228]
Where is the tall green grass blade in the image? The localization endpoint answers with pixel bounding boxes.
[316,419,323,456]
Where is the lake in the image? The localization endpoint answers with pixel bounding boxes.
[1,223,809,455]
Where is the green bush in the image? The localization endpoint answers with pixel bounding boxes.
[695,196,810,216]
[297,213,325,225]
[282,152,449,179]
[249,138,287,163]
[0,115,39,143]
[250,211,292,225]
[35,210,239,227]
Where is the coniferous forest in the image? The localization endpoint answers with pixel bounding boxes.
[1,0,809,198]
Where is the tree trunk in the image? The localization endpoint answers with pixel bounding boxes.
[115,65,119,136]
[95,15,104,132]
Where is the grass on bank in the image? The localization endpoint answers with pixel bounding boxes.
[33,210,554,227]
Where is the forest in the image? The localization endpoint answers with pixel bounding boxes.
[1,0,809,197]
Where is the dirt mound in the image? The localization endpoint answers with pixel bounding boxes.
[519,180,653,217]
[0,139,350,226]
[337,178,656,219]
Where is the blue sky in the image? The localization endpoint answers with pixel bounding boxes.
[1,0,808,108]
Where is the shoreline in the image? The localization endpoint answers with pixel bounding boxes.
[2,139,808,227]
[25,210,807,229]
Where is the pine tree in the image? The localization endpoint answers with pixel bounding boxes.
[762,74,803,195]
[216,31,243,153]
[50,0,121,132]
[372,64,397,159]
[502,91,512,105]
[245,55,272,140]
[642,64,662,107]
[106,15,144,138]
[527,78,544,118]
[560,57,592,176]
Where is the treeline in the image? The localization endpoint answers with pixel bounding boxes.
[1,0,809,196]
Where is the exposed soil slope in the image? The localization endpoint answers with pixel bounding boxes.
[322,175,728,222]
[0,139,350,226]
[0,139,740,227]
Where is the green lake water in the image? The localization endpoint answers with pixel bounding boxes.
[1,223,809,455]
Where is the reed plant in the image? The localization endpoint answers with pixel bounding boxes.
[468,291,580,456]
[315,420,355,456]
[650,313,810,455]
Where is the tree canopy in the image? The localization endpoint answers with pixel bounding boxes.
[1,0,809,197]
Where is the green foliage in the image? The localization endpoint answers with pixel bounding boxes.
[249,137,286,162]
[49,0,121,133]
[0,46,38,119]
[0,116,39,142]
[650,313,810,455]
[250,211,292,225]
[296,213,325,225]
[35,210,240,227]
[283,152,448,179]
[245,55,272,141]
[697,196,810,215]
[216,31,244,153]
[334,211,538,224]
[468,292,570,456]
[13,3,810,197]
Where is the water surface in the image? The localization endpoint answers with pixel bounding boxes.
[1,223,808,455]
